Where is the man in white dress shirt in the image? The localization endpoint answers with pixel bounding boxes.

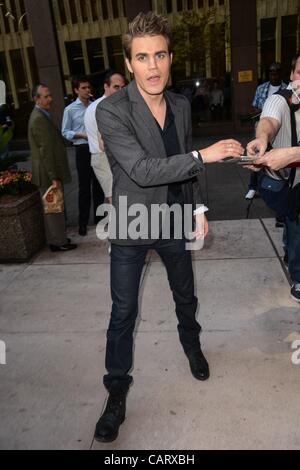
[62,76,104,236]
[84,71,126,203]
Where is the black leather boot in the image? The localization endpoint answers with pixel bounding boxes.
[94,390,127,442]
[188,349,210,381]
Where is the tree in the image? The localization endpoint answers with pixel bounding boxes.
[172,9,228,80]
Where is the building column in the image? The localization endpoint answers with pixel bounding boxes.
[124,0,152,21]
[230,0,258,132]
[275,0,282,63]
[25,0,65,127]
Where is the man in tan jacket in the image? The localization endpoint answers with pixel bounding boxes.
[28,84,76,252]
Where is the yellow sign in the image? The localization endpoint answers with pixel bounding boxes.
[238,70,253,83]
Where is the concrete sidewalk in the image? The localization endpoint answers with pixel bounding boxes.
[1,134,300,450]
[1,218,300,450]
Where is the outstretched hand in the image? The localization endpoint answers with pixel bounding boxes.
[194,214,209,240]
[254,148,296,171]
[246,136,268,157]
[200,139,244,163]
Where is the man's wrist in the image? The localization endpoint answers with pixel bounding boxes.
[191,150,203,163]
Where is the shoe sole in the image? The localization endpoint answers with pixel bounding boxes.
[94,432,119,443]
[192,373,210,381]
[290,293,300,303]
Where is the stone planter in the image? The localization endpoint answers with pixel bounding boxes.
[0,188,45,262]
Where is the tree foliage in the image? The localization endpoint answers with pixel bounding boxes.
[172,9,228,79]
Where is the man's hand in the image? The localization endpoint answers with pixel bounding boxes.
[97,131,105,152]
[194,214,209,240]
[246,136,268,157]
[200,139,244,163]
[255,148,300,171]
[75,132,88,140]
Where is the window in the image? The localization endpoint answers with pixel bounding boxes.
[210,22,226,78]
[90,0,99,21]
[281,15,298,75]
[65,41,85,76]
[198,0,204,8]
[177,0,183,11]
[218,0,225,5]
[166,0,173,13]
[27,47,39,85]
[208,0,214,7]
[8,0,17,32]
[0,52,10,90]
[69,0,78,24]
[9,49,26,93]
[79,0,88,22]
[57,0,67,25]
[0,9,10,34]
[106,36,125,74]
[112,0,119,18]
[260,17,276,78]
[87,39,105,74]
[187,0,193,10]
[101,0,109,20]
[19,0,29,29]
[122,0,127,17]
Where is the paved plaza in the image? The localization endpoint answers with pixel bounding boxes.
[1,135,300,450]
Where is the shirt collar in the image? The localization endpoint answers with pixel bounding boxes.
[35,105,51,119]
[75,97,91,107]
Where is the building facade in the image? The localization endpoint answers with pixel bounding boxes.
[0,0,299,132]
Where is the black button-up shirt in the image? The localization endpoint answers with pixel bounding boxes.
[155,99,184,207]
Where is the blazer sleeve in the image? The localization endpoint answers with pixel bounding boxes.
[96,100,204,188]
[184,99,205,206]
[32,117,58,182]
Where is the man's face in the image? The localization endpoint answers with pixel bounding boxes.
[36,87,52,110]
[291,58,300,82]
[75,82,92,100]
[269,70,281,86]
[104,74,126,96]
[125,35,172,98]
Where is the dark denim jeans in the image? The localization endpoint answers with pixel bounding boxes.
[103,238,201,392]
[75,144,104,226]
[285,215,300,283]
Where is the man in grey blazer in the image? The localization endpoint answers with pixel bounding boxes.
[94,12,244,442]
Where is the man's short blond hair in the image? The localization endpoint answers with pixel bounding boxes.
[123,11,173,61]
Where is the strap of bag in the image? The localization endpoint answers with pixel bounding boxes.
[275,89,299,146]
[273,89,299,185]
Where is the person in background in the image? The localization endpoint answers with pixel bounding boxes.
[209,81,224,121]
[245,62,287,202]
[247,53,300,302]
[62,76,104,236]
[0,102,14,160]
[84,70,126,203]
[28,84,77,252]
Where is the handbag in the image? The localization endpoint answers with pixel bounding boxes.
[258,173,288,192]
[42,185,64,214]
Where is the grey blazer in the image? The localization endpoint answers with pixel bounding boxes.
[96,80,205,245]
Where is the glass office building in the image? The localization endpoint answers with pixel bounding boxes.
[0,0,299,134]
